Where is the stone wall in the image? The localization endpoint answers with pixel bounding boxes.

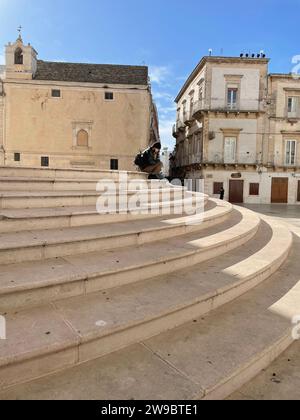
[0,83,4,165]
[3,80,151,170]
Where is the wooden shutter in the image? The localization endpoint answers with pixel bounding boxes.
[213,182,224,195]
[249,183,260,196]
[224,137,237,163]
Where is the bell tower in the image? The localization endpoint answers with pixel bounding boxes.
[5,28,38,80]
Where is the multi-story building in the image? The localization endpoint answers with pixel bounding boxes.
[0,35,158,170]
[172,55,300,204]
[161,147,171,176]
[266,73,300,203]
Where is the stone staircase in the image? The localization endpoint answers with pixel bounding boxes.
[0,166,298,400]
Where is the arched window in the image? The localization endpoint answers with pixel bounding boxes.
[77,129,89,147]
[14,48,23,65]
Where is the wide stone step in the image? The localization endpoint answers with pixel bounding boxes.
[0,197,213,266]
[0,198,213,234]
[0,201,236,309]
[0,166,147,181]
[0,177,169,192]
[228,339,300,400]
[0,187,191,210]
[0,217,293,393]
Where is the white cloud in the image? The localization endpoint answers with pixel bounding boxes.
[153,91,173,101]
[149,65,170,85]
[0,55,5,65]
[159,118,176,150]
[159,105,177,115]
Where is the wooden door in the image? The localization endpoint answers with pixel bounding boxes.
[229,180,244,203]
[271,178,288,204]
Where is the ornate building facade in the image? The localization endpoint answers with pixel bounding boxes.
[173,55,300,205]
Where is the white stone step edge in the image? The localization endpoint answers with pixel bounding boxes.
[202,331,294,400]
[0,195,212,265]
[0,194,208,234]
[0,178,174,192]
[0,189,192,210]
[0,186,186,195]
[0,166,148,180]
[0,216,292,391]
[0,199,231,276]
[0,204,257,311]
[62,217,293,365]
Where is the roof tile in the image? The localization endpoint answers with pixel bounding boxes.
[34,60,149,86]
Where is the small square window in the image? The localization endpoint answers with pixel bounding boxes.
[249,183,260,196]
[51,89,61,98]
[105,92,114,101]
[41,156,49,167]
[110,159,119,170]
[14,153,21,162]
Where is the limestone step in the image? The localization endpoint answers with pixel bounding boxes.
[0,201,237,308]
[0,187,190,210]
[0,166,148,181]
[0,199,215,234]
[0,196,213,266]
[228,340,300,400]
[0,217,293,393]
[0,177,170,192]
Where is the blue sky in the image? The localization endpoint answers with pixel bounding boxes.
[1,0,300,149]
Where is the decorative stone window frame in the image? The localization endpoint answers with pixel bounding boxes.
[282,133,300,166]
[284,139,297,166]
[221,128,243,163]
[284,88,300,119]
[189,90,195,116]
[72,121,93,149]
[224,75,243,109]
[182,100,187,121]
[197,77,205,102]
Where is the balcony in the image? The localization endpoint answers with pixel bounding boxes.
[182,111,194,126]
[172,120,186,138]
[192,100,265,117]
[192,100,208,117]
[287,111,300,121]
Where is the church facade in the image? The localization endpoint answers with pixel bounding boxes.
[0,35,158,171]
